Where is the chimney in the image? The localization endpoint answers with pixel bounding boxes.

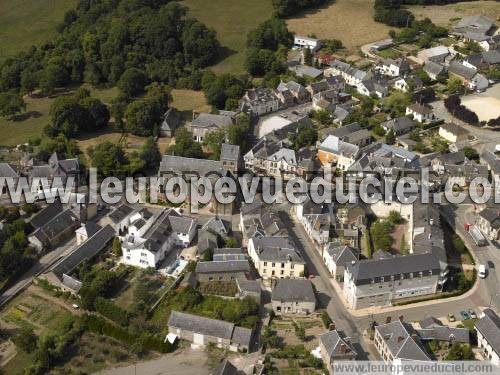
[397,336,404,343]
[329,322,336,331]
[399,315,404,322]
[340,343,347,353]
[386,317,392,324]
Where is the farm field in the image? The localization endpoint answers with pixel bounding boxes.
[0,0,77,63]
[407,1,500,27]
[182,0,273,74]
[286,0,393,52]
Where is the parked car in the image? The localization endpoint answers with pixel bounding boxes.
[468,309,477,319]
[448,313,456,322]
[478,264,487,279]
[460,310,470,320]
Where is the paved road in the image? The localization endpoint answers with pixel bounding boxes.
[278,209,378,360]
[0,238,76,307]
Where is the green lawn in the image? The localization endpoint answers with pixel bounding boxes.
[182,0,273,74]
[0,85,119,147]
[0,0,77,63]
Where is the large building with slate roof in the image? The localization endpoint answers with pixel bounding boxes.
[187,111,236,143]
[343,253,441,310]
[28,209,80,251]
[271,279,316,315]
[475,308,500,366]
[168,311,253,352]
[323,244,359,281]
[477,207,500,241]
[248,236,305,282]
[374,320,431,364]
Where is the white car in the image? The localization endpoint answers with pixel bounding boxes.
[478,264,487,279]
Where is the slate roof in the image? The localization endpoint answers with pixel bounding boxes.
[236,279,261,295]
[440,122,469,137]
[423,60,446,77]
[213,248,245,261]
[159,155,224,176]
[449,61,477,81]
[319,135,359,158]
[0,163,18,178]
[212,359,238,375]
[168,311,253,348]
[220,144,240,161]
[478,207,500,229]
[169,311,234,340]
[53,225,115,277]
[251,237,305,264]
[329,122,362,139]
[75,222,102,239]
[419,316,443,329]
[346,253,441,285]
[433,151,465,165]
[475,308,500,356]
[272,279,315,303]
[195,260,251,274]
[465,50,500,68]
[325,245,359,267]
[320,330,357,359]
[407,103,432,115]
[481,150,500,175]
[191,113,233,129]
[169,214,195,234]
[417,326,470,343]
[30,200,63,229]
[32,209,78,243]
[108,204,134,224]
[375,321,431,361]
[381,116,416,134]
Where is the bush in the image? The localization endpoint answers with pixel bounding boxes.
[320,311,332,328]
[94,297,129,326]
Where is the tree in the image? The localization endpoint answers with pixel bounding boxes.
[81,97,110,129]
[140,137,161,172]
[118,68,148,98]
[312,109,331,125]
[247,18,293,50]
[463,147,479,161]
[384,91,411,116]
[20,69,38,95]
[167,128,203,159]
[445,343,474,360]
[303,47,312,66]
[46,95,94,137]
[0,92,25,119]
[90,141,129,177]
[385,129,396,145]
[290,125,318,150]
[447,76,463,95]
[371,220,394,251]
[225,237,238,248]
[203,128,226,160]
[12,327,37,353]
[124,97,163,137]
[227,114,251,152]
[112,237,122,257]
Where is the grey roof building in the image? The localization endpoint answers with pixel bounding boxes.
[452,15,495,37]
[319,330,358,366]
[30,199,64,229]
[211,359,238,375]
[195,260,252,282]
[159,155,225,177]
[160,108,182,137]
[380,116,417,136]
[374,320,432,363]
[271,279,316,315]
[0,163,19,178]
[475,308,500,366]
[168,311,253,351]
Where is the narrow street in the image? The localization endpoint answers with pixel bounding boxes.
[278,210,378,360]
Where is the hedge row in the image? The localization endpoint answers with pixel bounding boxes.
[84,314,174,353]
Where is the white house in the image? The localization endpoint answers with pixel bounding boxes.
[475,309,500,367]
[120,208,196,268]
[406,103,435,124]
[294,35,321,52]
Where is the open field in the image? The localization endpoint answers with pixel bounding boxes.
[286,0,393,52]
[171,89,211,114]
[182,0,273,74]
[462,84,500,122]
[0,85,120,148]
[407,1,500,27]
[0,0,77,63]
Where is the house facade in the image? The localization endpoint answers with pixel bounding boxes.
[271,279,316,315]
[475,308,500,367]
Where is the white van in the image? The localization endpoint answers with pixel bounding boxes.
[478,264,487,279]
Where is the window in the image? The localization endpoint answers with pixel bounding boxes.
[291,264,294,269]
[209,277,213,281]
[280,270,284,275]
[272,263,276,267]
[272,270,275,276]
[281,263,285,268]
[264,262,267,266]
[409,273,413,279]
